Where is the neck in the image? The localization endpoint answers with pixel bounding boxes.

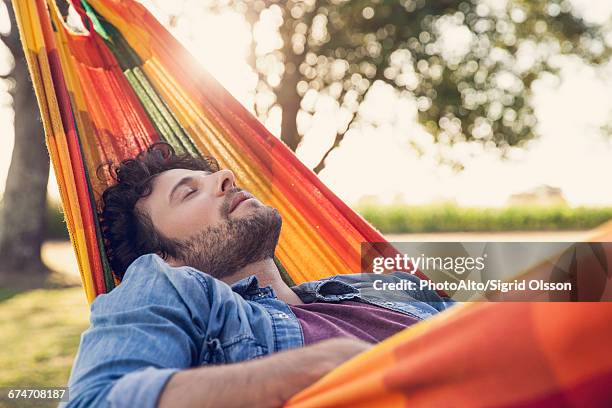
[222,258,304,305]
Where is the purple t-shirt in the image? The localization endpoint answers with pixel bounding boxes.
[289,300,418,345]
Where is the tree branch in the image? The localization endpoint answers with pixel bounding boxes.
[312,110,359,174]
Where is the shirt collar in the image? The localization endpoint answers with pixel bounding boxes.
[230,275,261,296]
[291,276,358,303]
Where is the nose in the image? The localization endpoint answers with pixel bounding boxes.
[214,169,236,197]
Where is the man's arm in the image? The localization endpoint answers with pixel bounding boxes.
[64,255,369,408]
[158,337,370,408]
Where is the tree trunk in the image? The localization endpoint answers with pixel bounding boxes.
[277,14,302,152]
[0,2,50,278]
[277,62,301,152]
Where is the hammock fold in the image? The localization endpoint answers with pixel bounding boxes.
[11,1,612,407]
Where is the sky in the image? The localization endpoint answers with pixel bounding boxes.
[1,0,611,207]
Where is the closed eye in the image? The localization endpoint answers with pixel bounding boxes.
[183,188,198,201]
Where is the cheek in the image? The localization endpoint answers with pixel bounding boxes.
[164,199,220,239]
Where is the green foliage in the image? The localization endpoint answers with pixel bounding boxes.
[320,0,609,155]
[216,0,611,168]
[0,287,88,408]
[356,204,612,233]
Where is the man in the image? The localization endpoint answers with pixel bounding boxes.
[65,142,454,408]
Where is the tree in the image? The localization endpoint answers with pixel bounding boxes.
[0,1,50,281]
[196,0,611,172]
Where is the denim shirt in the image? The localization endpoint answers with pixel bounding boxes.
[63,254,454,408]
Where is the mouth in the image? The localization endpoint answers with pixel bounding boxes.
[228,191,255,214]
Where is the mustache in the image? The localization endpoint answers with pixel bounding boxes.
[221,187,245,219]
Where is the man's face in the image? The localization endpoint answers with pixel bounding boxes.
[137,168,282,279]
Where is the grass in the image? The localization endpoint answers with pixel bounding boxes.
[0,288,21,303]
[356,204,612,234]
[0,287,89,408]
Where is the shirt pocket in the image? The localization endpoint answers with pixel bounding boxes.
[199,335,268,366]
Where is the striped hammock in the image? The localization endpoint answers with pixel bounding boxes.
[12,0,612,406]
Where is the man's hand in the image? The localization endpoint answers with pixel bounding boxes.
[300,337,372,377]
[158,337,371,408]
[270,338,371,403]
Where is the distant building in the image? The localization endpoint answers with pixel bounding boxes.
[507,185,567,207]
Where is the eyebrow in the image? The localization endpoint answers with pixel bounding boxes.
[168,176,194,204]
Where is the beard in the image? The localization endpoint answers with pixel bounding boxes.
[171,201,282,280]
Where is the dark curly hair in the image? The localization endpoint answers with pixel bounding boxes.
[98,142,219,279]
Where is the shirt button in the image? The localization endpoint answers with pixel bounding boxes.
[277,313,289,319]
[384,302,394,306]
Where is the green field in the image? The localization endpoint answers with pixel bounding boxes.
[47,202,612,238]
[0,288,89,408]
[356,204,612,234]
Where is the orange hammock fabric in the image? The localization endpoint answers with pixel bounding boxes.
[287,302,612,407]
[12,0,612,406]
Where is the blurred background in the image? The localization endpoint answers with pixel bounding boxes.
[1,0,611,402]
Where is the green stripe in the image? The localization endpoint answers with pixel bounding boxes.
[131,67,200,156]
[91,14,199,156]
[124,69,182,150]
[81,0,111,42]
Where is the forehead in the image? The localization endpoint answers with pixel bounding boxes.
[149,168,198,194]
[137,168,199,211]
